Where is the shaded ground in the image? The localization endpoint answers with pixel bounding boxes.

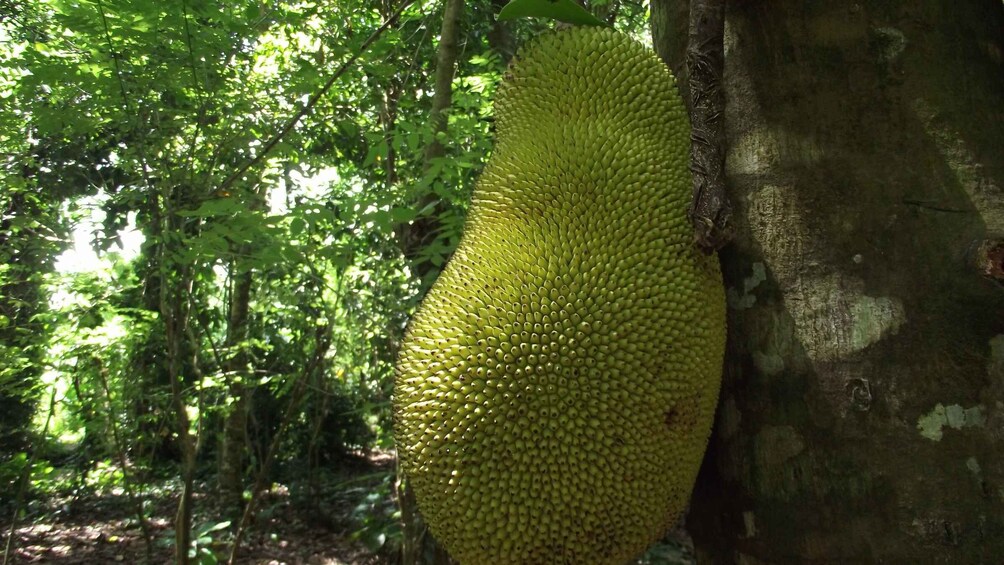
[3,453,394,564]
[3,450,696,564]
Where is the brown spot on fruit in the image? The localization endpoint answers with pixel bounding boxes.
[665,395,702,432]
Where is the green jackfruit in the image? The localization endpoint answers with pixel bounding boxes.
[394,26,725,565]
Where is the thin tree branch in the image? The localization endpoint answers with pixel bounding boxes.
[216,0,420,195]
[226,323,332,565]
[94,0,160,201]
[95,359,154,561]
[180,0,208,183]
[2,387,57,565]
[686,0,732,251]
[95,0,132,117]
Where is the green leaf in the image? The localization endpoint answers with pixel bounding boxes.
[367,209,392,231]
[497,0,608,26]
[177,197,243,218]
[194,520,231,537]
[390,207,417,223]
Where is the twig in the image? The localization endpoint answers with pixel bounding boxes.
[95,359,154,561]
[180,0,208,183]
[216,0,420,195]
[3,386,57,565]
[226,325,332,565]
[95,0,132,116]
[94,0,159,201]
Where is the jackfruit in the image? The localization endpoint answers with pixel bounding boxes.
[394,26,725,565]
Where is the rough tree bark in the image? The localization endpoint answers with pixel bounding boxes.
[652,0,1004,562]
[685,0,731,250]
[653,0,733,252]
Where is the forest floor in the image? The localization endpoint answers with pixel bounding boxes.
[3,452,394,564]
[3,450,696,564]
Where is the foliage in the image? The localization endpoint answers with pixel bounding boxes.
[349,472,402,552]
[498,0,609,27]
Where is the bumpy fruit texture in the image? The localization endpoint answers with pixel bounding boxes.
[394,26,725,565]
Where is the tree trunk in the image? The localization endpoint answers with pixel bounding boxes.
[396,0,465,286]
[651,0,1004,562]
[686,0,730,250]
[153,185,200,565]
[650,0,688,95]
[381,81,401,187]
[220,258,254,521]
[486,0,515,65]
[162,254,197,565]
[423,0,463,166]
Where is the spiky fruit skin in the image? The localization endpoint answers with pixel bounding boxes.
[394,27,725,565]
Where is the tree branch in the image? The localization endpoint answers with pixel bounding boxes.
[396,0,465,286]
[226,323,332,565]
[216,0,420,194]
[686,0,732,251]
[180,0,208,183]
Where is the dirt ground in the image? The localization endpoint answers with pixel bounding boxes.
[3,451,696,564]
[3,454,392,565]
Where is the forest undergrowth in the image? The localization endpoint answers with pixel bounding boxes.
[3,452,395,565]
